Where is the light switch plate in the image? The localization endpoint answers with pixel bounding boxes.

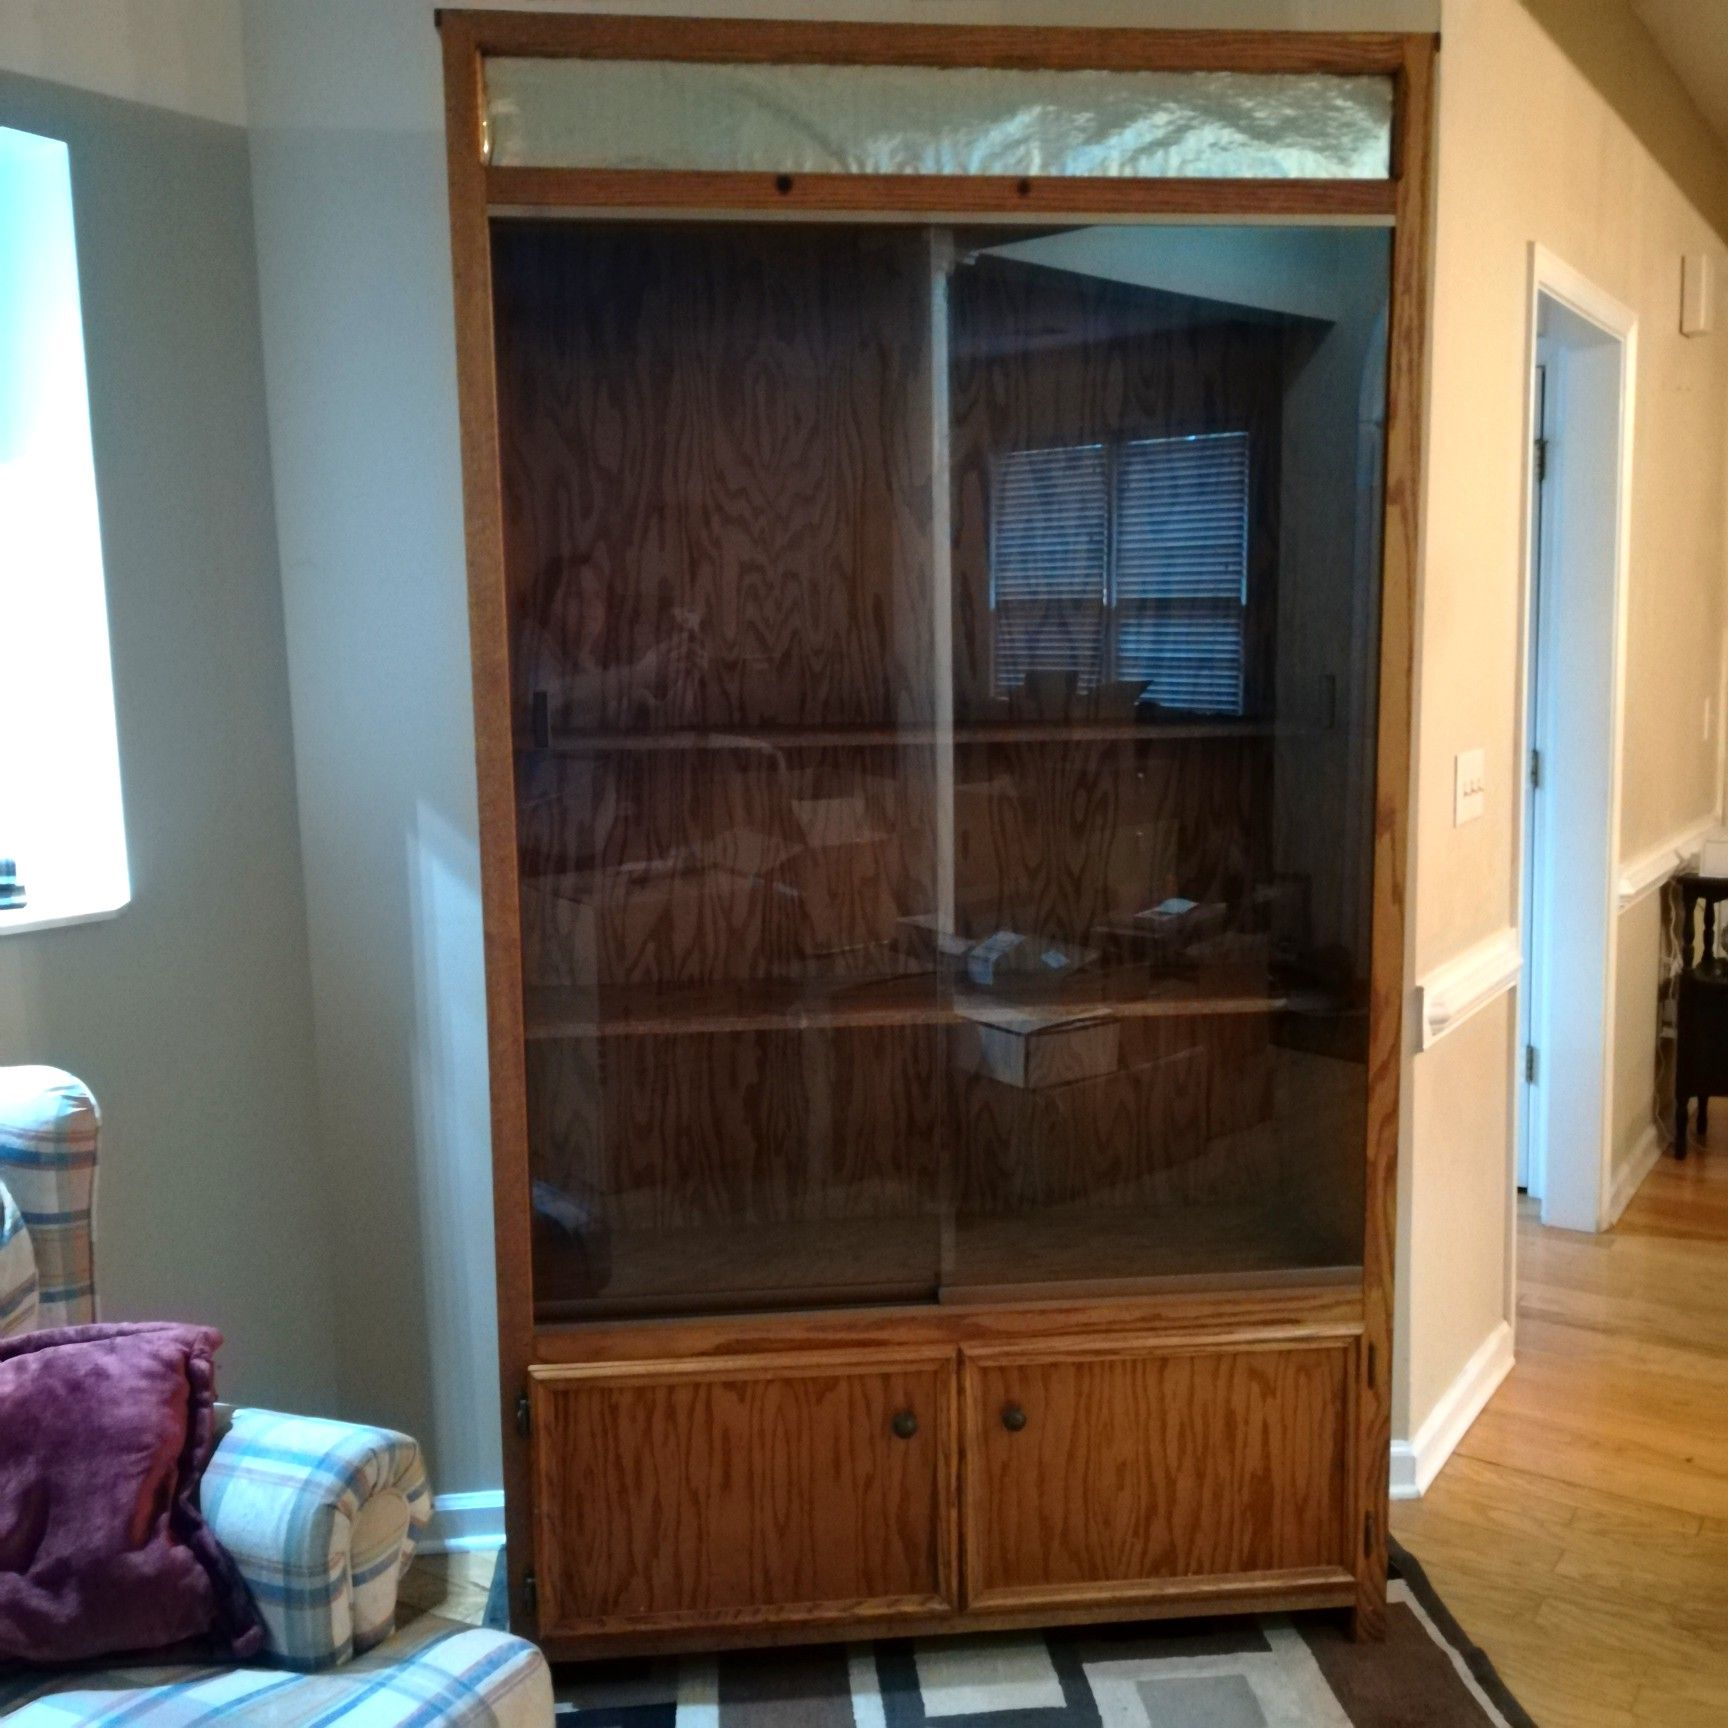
[1455,748,1486,825]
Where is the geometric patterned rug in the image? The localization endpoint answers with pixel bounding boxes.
[490,1544,1534,1726]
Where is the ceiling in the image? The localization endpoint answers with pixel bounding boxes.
[1634,0,1728,147]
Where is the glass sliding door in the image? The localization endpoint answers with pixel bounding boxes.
[489,215,1391,1323]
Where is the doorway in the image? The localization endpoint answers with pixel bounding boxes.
[1514,250,1638,1234]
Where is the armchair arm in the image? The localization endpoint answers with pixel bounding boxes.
[200,1408,432,1671]
[0,1065,99,1329]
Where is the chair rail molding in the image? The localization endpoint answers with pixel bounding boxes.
[1618,813,1720,912]
[1415,927,1522,1052]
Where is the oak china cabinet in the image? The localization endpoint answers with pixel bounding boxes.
[439,10,1432,1658]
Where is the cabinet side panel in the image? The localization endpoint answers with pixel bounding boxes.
[1355,33,1434,1638]
[439,13,539,1633]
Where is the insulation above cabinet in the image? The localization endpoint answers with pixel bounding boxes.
[483,58,1394,180]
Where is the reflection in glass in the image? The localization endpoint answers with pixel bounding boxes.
[489,218,1391,1322]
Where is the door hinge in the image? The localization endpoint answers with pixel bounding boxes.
[515,1392,531,1439]
[1535,435,1549,483]
[1525,1044,1538,1085]
[521,1569,538,1623]
[1530,747,1542,790]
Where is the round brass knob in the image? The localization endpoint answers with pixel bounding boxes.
[1001,1402,1027,1433]
[891,1409,918,1440]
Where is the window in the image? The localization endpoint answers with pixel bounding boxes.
[989,443,1109,693]
[0,126,129,932]
[990,430,1250,714]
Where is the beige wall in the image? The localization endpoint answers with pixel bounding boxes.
[1403,993,1515,1425]
[1402,0,1728,1441]
[1612,889,1664,1182]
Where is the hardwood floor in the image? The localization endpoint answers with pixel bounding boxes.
[399,1547,499,1630]
[407,1137,1727,1721]
[1391,1128,1728,1727]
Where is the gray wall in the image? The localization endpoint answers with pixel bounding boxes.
[0,71,337,1415]
[240,2,501,1494]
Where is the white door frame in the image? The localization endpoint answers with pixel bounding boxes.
[1516,347,1551,1200]
[1512,244,1638,1240]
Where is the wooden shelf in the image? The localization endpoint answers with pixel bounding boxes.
[524,969,1302,1040]
[947,1202,1359,1304]
[535,1214,941,1321]
[518,719,1275,755]
[530,1200,1357,1323]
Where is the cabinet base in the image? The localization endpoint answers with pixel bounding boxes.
[529,1568,1364,1662]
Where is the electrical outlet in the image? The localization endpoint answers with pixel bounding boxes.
[1454,748,1486,825]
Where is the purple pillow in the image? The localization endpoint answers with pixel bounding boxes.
[0,1322,263,1664]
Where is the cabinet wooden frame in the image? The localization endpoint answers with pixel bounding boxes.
[438,8,1435,1653]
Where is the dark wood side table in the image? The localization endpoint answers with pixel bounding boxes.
[1674,873,1728,1157]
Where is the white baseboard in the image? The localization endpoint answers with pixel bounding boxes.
[1389,1320,1514,1500]
[1606,1123,1662,1227]
[421,1489,505,1554]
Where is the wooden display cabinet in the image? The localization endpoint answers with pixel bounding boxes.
[440,11,1432,1658]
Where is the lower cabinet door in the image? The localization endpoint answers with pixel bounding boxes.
[962,1339,1355,1610]
[530,1351,957,1637]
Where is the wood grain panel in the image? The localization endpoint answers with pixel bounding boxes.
[455,12,1416,76]
[950,738,1269,952]
[439,14,542,1636]
[961,1338,1352,1606]
[533,1282,1362,1366]
[526,1022,940,1235]
[531,1352,957,1634]
[953,1033,1206,1212]
[492,221,934,735]
[517,745,939,986]
[489,168,1397,219]
[1353,32,1435,1640]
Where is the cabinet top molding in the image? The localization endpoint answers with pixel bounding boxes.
[434,10,1436,79]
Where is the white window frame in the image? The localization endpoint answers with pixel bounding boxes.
[0,125,130,936]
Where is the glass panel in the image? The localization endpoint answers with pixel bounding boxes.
[486,58,1393,180]
[943,222,1390,1299]
[492,217,1390,1324]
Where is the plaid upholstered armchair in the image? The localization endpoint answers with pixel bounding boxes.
[0,1066,553,1725]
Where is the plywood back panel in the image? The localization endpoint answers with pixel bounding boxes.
[491,221,935,734]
